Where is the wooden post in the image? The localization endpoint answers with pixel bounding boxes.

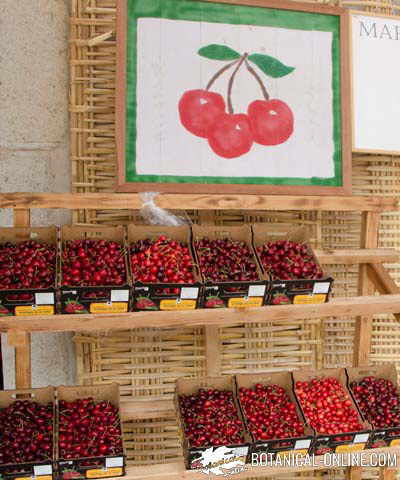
[13,208,32,388]
[350,212,381,480]
[353,212,381,367]
[379,469,396,480]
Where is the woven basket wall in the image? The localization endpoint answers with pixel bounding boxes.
[70,0,400,477]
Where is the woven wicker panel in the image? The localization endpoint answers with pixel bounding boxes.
[70,0,400,478]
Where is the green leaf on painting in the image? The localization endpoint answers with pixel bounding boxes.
[248,53,295,78]
[198,44,241,61]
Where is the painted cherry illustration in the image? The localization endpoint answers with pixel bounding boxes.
[178,44,295,159]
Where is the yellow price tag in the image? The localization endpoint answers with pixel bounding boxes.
[390,439,400,446]
[228,297,263,308]
[293,294,327,305]
[160,299,196,310]
[335,443,365,453]
[89,303,128,314]
[86,468,123,478]
[15,305,54,316]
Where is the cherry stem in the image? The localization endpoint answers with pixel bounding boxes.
[227,53,248,114]
[245,59,270,101]
[206,58,240,91]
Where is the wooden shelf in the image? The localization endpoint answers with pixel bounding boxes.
[116,448,400,479]
[0,192,398,212]
[2,294,400,334]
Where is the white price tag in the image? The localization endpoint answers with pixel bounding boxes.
[354,433,369,444]
[295,439,311,449]
[34,465,53,476]
[313,282,330,294]
[248,285,266,297]
[111,290,129,302]
[106,457,124,468]
[35,293,55,305]
[180,287,199,299]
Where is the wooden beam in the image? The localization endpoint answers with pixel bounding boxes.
[315,248,399,265]
[354,212,381,367]
[0,193,397,211]
[0,295,400,333]
[205,326,221,376]
[13,209,31,388]
[121,399,173,420]
[379,469,396,480]
[367,263,400,295]
[346,467,362,480]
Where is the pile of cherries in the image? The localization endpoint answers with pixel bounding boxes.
[350,376,400,429]
[239,383,305,441]
[295,377,364,435]
[257,240,323,280]
[0,240,56,289]
[62,239,126,287]
[130,235,195,285]
[59,397,123,460]
[0,400,53,465]
[179,388,245,447]
[195,238,259,283]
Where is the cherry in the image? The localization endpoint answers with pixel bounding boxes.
[208,113,253,159]
[195,237,259,283]
[239,383,305,441]
[62,239,126,287]
[0,400,53,465]
[248,99,294,146]
[0,240,56,290]
[295,377,364,435]
[179,89,225,138]
[256,240,323,281]
[350,376,400,429]
[179,388,245,447]
[130,236,195,287]
[59,397,123,460]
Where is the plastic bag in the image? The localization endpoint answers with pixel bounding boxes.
[140,192,190,226]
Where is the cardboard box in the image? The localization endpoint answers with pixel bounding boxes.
[292,368,371,455]
[192,225,267,308]
[0,387,56,480]
[175,376,251,470]
[252,224,333,306]
[346,363,400,449]
[56,384,126,480]
[235,372,314,459]
[60,226,131,314]
[128,225,202,311]
[0,227,58,316]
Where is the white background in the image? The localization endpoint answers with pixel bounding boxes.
[136,18,335,179]
[352,14,400,152]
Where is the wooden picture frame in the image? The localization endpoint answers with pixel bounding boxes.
[116,0,351,194]
[350,10,400,155]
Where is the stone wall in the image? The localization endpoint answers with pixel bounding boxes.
[0,0,75,388]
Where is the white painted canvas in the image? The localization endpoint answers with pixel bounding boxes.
[135,18,334,179]
[352,14,400,153]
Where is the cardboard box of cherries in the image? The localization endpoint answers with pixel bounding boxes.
[128,225,202,311]
[252,225,333,306]
[0,227,58,317]
[60,226,131,315]
[346,363,400,449]
[192,225,267,308]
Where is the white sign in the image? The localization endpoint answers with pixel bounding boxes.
[352,12,400,153]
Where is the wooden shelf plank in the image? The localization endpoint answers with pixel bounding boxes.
[315,248,399,265]
[0,193,397,212]
[1,294,400,333]
[121,447,400,479]
[121,399,173,420]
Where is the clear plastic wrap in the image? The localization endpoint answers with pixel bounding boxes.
[140,192,190,226]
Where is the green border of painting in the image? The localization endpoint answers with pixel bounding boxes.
[122,0,346,189]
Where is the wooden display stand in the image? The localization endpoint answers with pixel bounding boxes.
[1,192,400,480]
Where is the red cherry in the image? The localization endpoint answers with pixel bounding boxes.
[208,113,253,159]
[179,89,225,138]
[248,99,294,146]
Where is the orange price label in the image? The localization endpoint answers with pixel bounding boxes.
[89,303,128,314]
[15,305,54,316]
[160,299,196,310]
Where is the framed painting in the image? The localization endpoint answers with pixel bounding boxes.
[351,11,400,154]
[116,0,351,194]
